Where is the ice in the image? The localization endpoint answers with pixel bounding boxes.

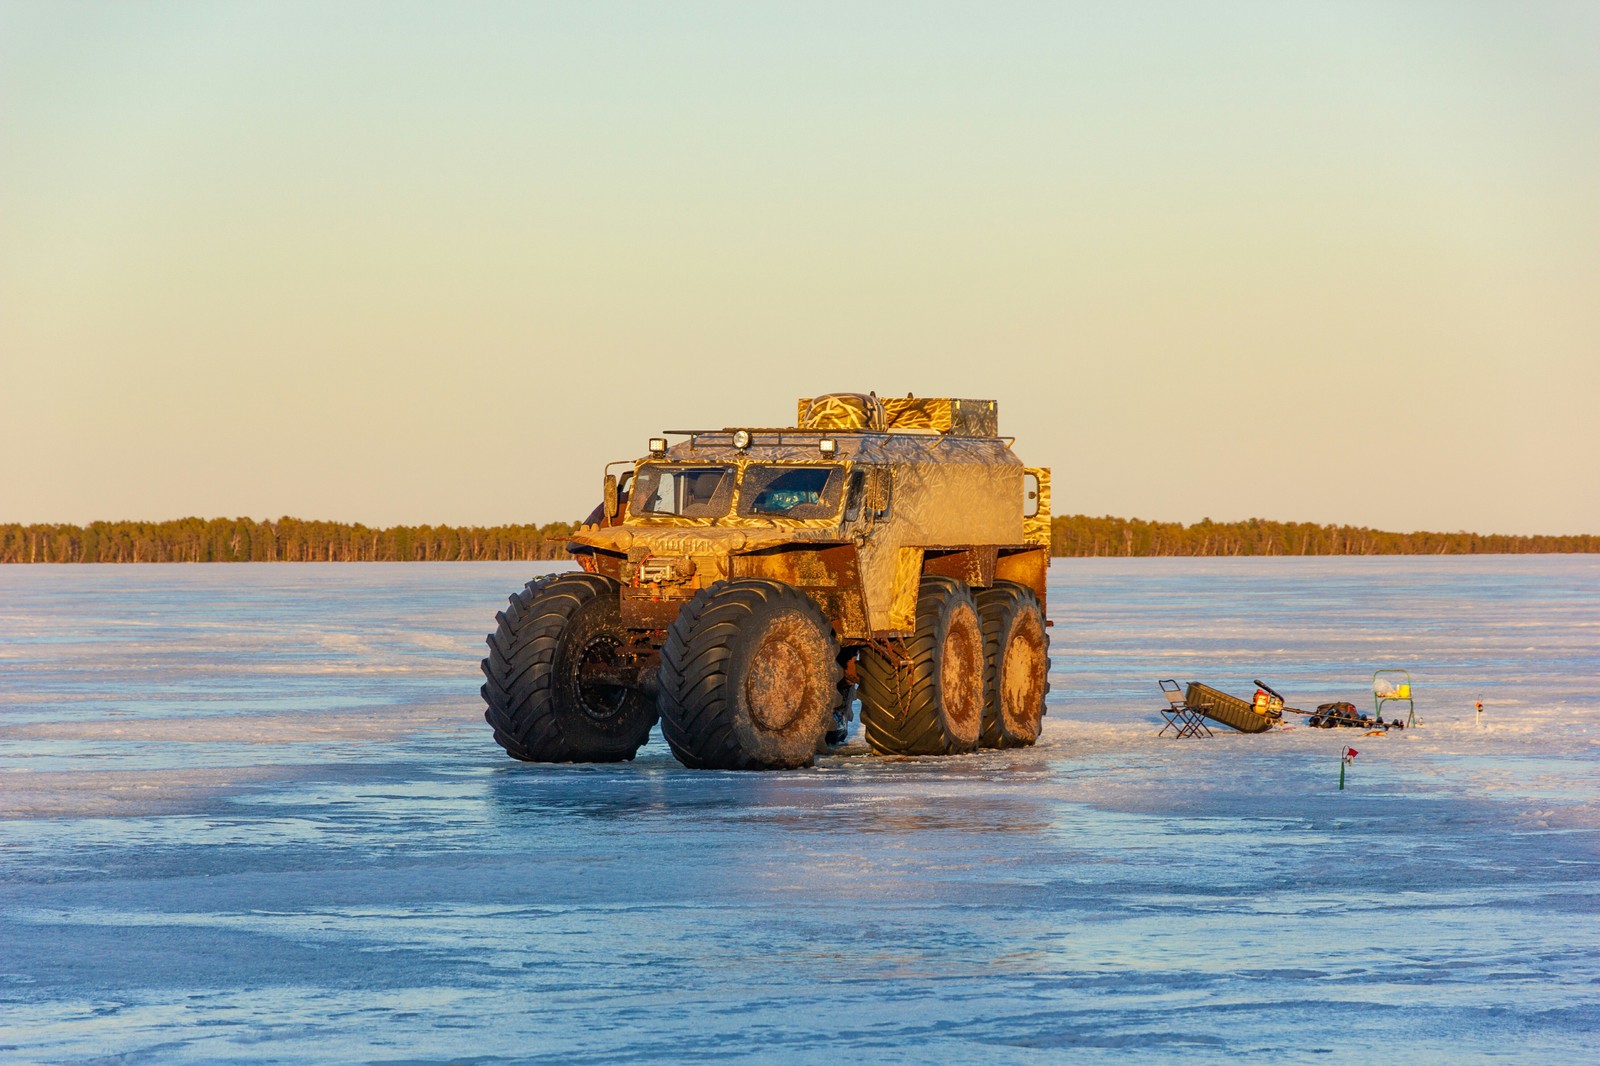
[0,557,1596,1062]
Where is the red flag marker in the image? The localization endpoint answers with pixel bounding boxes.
[1339,747,1358,789]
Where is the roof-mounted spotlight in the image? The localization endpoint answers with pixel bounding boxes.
[732,429,752,450]
[648,437,667,457]
[818,437,837,457]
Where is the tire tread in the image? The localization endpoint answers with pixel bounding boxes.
[858,576,981,756]
[481,573,654,762]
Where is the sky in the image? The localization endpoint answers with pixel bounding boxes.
[2,1,1597,536]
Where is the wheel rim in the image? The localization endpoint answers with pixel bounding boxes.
[575,633,635,724]
[939,603,983,740]
[744,616,815,734]
[1000,609,1046,739]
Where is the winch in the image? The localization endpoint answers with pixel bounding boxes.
[632,554,696,587]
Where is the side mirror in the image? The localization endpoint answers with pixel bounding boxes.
[603,474,619,519]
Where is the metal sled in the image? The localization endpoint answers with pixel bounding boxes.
[1183,681,1282,734]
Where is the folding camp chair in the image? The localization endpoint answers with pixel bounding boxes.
[1158,679,1213,738]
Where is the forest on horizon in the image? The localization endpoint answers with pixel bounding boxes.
[2,515,1595,564]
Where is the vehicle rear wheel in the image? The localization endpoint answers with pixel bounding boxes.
[858,576,984,756]
[976,581,1050,749]
[481,573,656,762]
[658,580,843,770]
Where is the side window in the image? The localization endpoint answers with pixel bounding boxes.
[844,469,865,521]
[1023,471,1041,518]
[864,466,892,518]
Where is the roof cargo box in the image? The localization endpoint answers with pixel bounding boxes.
[882,397,998,436]
[795,395,999,436]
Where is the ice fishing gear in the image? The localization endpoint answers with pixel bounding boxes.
[1181,681,1297,733]
[1339,746,1359,790]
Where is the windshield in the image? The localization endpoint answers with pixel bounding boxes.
[630,464,734,518]
[738,465,846,520]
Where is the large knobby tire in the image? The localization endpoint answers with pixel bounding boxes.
[658,580,843,770]
[481,573,657,762]
[976,581,1051,749]
[858,576,984,756]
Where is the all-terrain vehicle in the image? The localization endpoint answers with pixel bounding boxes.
[481,391,1052,770]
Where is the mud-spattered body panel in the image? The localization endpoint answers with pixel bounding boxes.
[568,398,1049,638]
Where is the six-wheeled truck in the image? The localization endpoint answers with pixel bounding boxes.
[481,391,1052,770]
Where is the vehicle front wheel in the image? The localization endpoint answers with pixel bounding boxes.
[658,580,843,770]
[481,574,657,762]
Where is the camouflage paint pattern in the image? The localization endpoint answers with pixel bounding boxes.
[1023,467,1052,547]
[797,396,999,437]
[797,392,886,431]
[568,396,1047,636]
[889,547,925,630]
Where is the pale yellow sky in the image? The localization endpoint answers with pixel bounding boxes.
[2,2,1597,534]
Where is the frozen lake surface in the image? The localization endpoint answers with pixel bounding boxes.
[1,557,1596,1063]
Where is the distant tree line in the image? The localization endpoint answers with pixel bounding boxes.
[1049,515,1600,556]
[1,514,1594,564]
[0,517,578,563]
